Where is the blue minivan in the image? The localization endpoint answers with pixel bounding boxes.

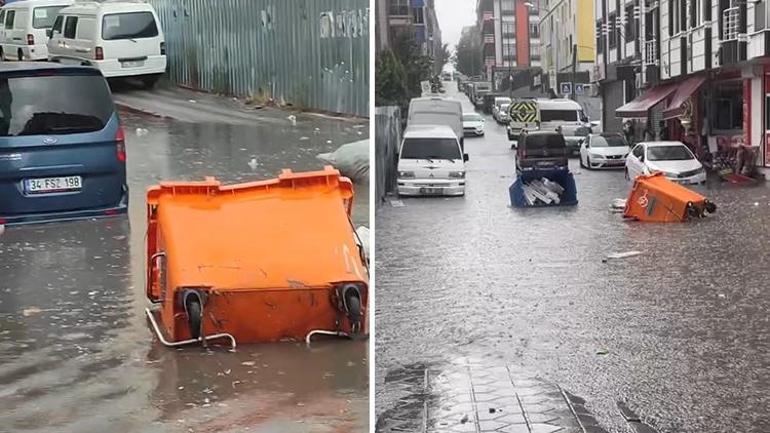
[0,63,128,225]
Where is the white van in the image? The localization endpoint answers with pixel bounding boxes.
[397,125,468,197]
[0,0,73,61]
[407,96,464,148]
[47,1,166,87]
[537,99,592,155]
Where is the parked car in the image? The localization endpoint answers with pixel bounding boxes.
[0,0,73,61]
[47,1,166,88]
[625,141,706,184]
[462,112,485,137]
[515,131,568,172]
[495,103,511,124]
[397,125,468,197]
[492,96,511,118]
[0,63,128,224]
[537,98,591,155]
[579,133,629,169]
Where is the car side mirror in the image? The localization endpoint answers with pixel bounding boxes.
[639,154,645,162]
[46,29,52,38]
[463,153,469,162]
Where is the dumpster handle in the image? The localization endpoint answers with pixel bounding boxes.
[145,308,237,350]
[305,330,350,345]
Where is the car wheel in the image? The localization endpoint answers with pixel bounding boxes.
[624,168,630,180]
[586,156,592,170]
[0,48,5,61]
[579,154,585,168]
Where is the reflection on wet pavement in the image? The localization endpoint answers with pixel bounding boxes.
[0,109,369,433]
[376,83,770,433]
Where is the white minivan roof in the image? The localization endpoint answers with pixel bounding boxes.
[2,0,73,8]
[403,125,458,140]
[536,99,583,110]
[59,1,156,16]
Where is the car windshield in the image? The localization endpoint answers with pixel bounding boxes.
[540,109,578,122]
[592,135,627,147]
[500,104,510,112]
[401,138,461,160]
[524,134,566,150]
[102,12,158,40]
[463,113,482,122]
[0,74,113,138]
[33,6,66,29]
[647,145,694,161]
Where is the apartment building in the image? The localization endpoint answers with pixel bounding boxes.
[595,0,770,166]
[376,0,442,61]
[476,0,541,86]
[538,0,596,94]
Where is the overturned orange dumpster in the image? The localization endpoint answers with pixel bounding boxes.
[144,166,368,348]
[624,172,716,222]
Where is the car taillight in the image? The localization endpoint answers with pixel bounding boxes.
[116,126,126,162]
[95,46,104,61]
[160,41,166,55]
[26,34,34,45]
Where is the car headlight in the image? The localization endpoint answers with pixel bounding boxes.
[399,171,415,178]
[589,153,602,159]
[449,171,465,179]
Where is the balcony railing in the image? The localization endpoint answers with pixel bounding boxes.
[644,39,657,65]
[483,34,495,44]
[723,7,740,41]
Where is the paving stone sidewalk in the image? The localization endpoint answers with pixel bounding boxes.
[378,358,611,433]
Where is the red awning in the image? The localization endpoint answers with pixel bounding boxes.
[615,83,677,118]
[662,75,707,119]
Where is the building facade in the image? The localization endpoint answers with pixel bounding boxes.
[539,0,596,93]
[476,0,541,86]
[595,0,770,166]
[377,0,442,60]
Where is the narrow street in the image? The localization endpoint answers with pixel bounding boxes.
[375,82,770,433]
[0,93,370,433]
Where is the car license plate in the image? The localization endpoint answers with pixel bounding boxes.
[25,176,82,194]
[420,187,442,195]
[122,60,144,68]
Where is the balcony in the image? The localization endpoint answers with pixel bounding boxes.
[483,33,495,44]
[389,5,410,16]
[644,40,657,65]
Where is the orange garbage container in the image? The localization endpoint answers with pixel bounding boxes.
[624,172,716,222]
[144,166,369,348]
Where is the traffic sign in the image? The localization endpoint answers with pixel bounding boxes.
[421,80,431,95]
[560,82,572,95]
[575,83,586,95]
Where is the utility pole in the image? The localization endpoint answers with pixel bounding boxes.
[571,43,577,101]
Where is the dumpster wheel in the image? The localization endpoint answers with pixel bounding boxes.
[185,297,203,340]
[346,291,362,334]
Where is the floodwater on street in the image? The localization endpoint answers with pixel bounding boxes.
[376,82,770,433]
[0,106,370,433]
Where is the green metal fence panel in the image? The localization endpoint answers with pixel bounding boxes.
[148,0,369,117]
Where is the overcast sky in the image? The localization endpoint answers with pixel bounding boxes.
[435,0,477,51]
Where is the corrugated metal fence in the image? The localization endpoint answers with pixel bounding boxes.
[148,0,369,117]
[375,106,401,207]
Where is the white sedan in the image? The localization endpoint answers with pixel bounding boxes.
[625,141,706,184]
[462,112,485,137]
[579,133,630,169]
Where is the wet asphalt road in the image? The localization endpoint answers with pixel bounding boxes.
[0,98,369,433]
[375,82,770,433]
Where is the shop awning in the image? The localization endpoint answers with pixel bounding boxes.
[662,75,707,119]
[615,83,677,118]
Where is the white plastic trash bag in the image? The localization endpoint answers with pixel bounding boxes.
[355,226,370,262]
[317,139,369,183]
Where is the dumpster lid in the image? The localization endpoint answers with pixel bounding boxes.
[147,166,366,290]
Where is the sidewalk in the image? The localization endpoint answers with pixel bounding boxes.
[378,358,610,433]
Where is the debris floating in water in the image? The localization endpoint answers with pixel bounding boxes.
[136,128,149,136]
[22,307,43,317]
[247,158,258,171]
[287,115,297,126]
[602,251,642,263]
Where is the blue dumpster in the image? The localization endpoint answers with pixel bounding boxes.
[509,168,578,207]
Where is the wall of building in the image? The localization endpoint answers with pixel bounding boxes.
[150,0,370,117]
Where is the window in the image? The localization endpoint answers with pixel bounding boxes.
[503,42,516,56]
[389,0,410,16]
[710,83,743,129]
[51,15,63,36]
[101,12,159,40]
[502,21,515,36]
[502,0,515,12]
[413,7,424,24]
[633,145,644,158]
[5,10,15,29]
[64,16,77,39]
[756,0,765,31]
[530,23,540,38]
[540,110,578,121]
[76,18,96,40]
[625,3,636,41]
[648,145,695,160]
[0,74,114,137]
[672,0,681,34]
[609,13,618,48]
[33,6,66,29]
[0,11,6,28]
[400,138,462,160]
[596,20,604,54]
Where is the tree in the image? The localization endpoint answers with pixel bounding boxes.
[391,32,433,100]
[375,49,408,107]
[454,26,483,78]
[434,43,451,75]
